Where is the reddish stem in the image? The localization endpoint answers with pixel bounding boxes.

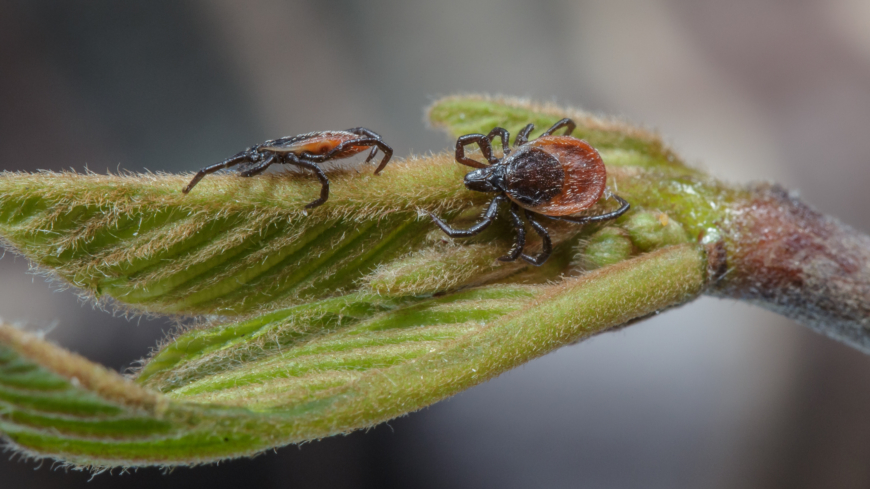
[711,184,870,351]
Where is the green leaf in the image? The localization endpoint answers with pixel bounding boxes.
[0,161,477,316]
[428,94,691,172]
[0,243,707,467]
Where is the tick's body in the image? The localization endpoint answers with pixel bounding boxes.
[258,131,382,161]
[183,127,392,208]
[432,119,629,265]
[494,136,606,215]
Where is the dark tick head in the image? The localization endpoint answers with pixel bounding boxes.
[464,166,504,193]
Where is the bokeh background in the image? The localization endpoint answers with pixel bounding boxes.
[2,1,870,487]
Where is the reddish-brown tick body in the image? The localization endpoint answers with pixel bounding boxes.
[499,136,606,216]
[431,119,629,266]
[183,128,392,208]
[259,131,381,161]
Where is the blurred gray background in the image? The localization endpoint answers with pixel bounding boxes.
[1,1,870,487]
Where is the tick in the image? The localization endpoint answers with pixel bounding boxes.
[430,118,630,265]
[182,128,393,208]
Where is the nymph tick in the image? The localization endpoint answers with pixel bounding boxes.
[430,119,630,265]
[183,128,392,208]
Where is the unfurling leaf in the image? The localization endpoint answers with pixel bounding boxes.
[0,244,707,467]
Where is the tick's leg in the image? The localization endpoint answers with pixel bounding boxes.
[515,124,535,146]
[520,211,552,266]
[346,127,382,139]
[455,127,510,168]
[498,202,526,262]
[541,118,576,137]
[430,194,505,237]
[346,128,386,165]
[552,195,631,224]
[455,134,495,169]
[364,139,393,174]
[183,152,253,193]
[364,146,379,164]
[303,137,393,175]
[332,137,392,174]
[284,154,330,208]
[486,127,511,157]
[238,155,276,177]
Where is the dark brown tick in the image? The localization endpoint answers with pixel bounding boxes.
[431,118,630,265]
[183,128,392,208]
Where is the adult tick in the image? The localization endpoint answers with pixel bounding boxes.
[183,128,392,208]
[430,119,629,265]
